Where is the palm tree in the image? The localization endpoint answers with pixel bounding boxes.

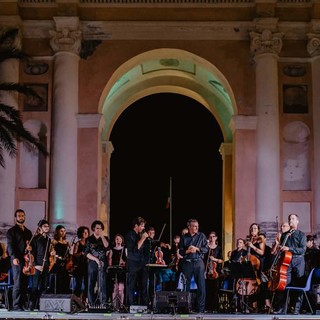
[0,28,48,168]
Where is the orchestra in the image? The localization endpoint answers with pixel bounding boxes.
[1,211,320,315]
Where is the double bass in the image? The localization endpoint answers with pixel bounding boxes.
[268,229,294,291]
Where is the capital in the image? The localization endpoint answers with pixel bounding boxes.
[49,17,82,55]
[307,33,320,57]
[250,29,283,56]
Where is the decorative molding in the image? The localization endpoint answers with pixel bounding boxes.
[219,142,233,159]
[250,29,283,56]
[76,113,105,131]
[307,33,320,57]
[102,141,114,155]
[49,17,82,54]
[229,115,258,132]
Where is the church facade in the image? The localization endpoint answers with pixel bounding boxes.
[0,0,319,255]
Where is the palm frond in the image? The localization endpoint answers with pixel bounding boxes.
[0,49,28,63]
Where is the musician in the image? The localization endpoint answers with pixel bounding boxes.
[246,223,265,312]
[28,220,51,311]
[108,233,127,309]
[273,213,307,315]
[305,235,320,275]
[6,209,32,311]
[179,218,208,313]
[204,231,223,313]
[271,222,290,255]
[85,220,110,306]
[230,238,247,263]
[0,241,10,278]
[73,226,90,302]
[125,216,149,308]
[168,235,183,289]
[49,225,71,294]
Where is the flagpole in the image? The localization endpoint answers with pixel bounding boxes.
[169,176,172,247]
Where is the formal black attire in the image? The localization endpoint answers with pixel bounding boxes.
[125,229,149,307]
[29,233,51,310]
[6,224,32,310]
[73,241,88,299]
[179,231,208,313]
[85,234,110,305]
[204,246,223,312]
[276,229,307,313]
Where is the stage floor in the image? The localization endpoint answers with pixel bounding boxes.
[0,309,319,320]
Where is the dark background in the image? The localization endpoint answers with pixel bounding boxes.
[109,93,223,244]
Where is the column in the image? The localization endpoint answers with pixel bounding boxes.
[49,17,81,231]
[250,20,283,231]
[230,115,257,242]
[0,25,21,235]
[219,142,233,259]
[307,21,320,236]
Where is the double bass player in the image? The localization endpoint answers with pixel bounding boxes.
[273,213,307,315]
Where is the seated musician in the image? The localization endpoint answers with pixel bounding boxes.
[73,226,90,303]
[230,238,247,263]
[49,225,71,294]
[85,220,110,307]
[108,234,127,310]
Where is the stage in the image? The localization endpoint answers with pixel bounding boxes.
[0,308,319,320]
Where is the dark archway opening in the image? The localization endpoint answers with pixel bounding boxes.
[109,93,223,244]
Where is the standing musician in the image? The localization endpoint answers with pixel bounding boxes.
[73,226,90,302]
[28,220,51,311]
[273,213,307,315]
[246,223,264,312]
[179,218,208,313]
[6,209,32,311]
[108,233,127,310]
[125,216,149,308]
[204,231,223,313]
[49,224,71,294]
[85,220,110,307]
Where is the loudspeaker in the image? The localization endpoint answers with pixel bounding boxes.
[39,294,85,313]
[154,291,192,313]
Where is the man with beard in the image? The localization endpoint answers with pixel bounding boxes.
[6,209,32,311]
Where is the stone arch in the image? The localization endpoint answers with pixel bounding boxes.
[98,48,237,254]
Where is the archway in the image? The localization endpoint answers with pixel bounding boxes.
[99,48,237,255]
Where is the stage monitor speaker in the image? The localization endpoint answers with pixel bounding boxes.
[39,294,85,313]
[154,291,192,313]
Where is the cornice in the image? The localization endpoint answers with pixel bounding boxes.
[21,20,309,41]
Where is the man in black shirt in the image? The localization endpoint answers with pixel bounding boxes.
[6,209,32,311]
[274,213,307,315]
[125,217,149,308]
[85,220,110,306]
[28,219,51,310]
[179,218,208,313]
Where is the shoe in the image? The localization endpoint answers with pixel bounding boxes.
[273,308,285,315]
[13,307,24,311]
[293,310,300,315]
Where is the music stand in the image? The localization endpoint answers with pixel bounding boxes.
[108,265,128,312]
[230,261,257,313]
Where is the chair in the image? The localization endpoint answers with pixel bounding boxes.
[0,269,13,310]
[284,267,315,314]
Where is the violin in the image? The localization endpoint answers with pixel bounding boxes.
[23,243,36,276]
[155,247,166,265]
[206,248,219,280]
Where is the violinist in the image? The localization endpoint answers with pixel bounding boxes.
[230,238,247,263]
[73,226,90,302]
[146,226,171,307]
[204,231,223,313]
[49,225,71,294]
[28,220,51,311]
[273,213,306,315]
[245,223,265,312]
[6,209,32,311]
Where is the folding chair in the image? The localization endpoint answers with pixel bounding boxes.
[284,268,315,314]
[0,269,13,310]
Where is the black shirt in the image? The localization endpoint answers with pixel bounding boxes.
[7,224,32,260]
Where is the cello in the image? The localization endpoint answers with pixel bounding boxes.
[268,229,294,291]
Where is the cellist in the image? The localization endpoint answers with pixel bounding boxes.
[273,213,306,315]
